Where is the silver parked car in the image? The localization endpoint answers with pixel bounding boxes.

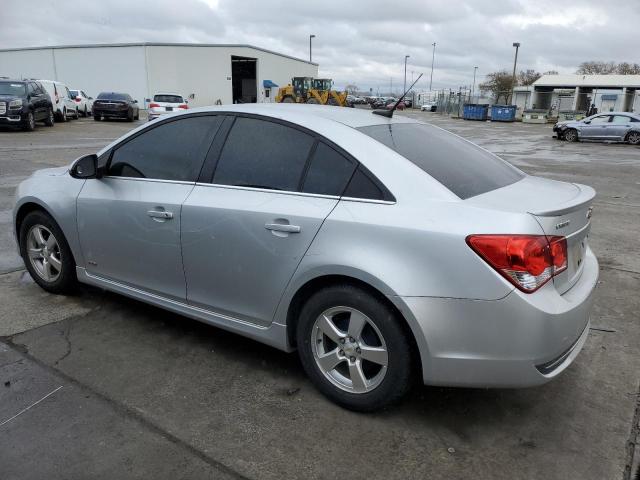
[13,104,598,411]
[553,111,640,144]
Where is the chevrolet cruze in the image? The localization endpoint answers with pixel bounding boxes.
[13,104,598,411]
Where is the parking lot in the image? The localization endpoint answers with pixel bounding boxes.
[1,112,639,480]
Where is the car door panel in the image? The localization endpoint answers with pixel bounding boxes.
[76,114,222,301]
[77,178,194,300]
[181,186,338,325]
[580,115,610,139]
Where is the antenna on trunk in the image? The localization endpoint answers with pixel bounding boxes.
[373,73,423,118]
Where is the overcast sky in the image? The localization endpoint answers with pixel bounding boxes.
[1,0,637,93]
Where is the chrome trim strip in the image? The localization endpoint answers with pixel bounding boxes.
[193,182,339,200]
[102,175,195,186]
[340,196,396,205]
[83,270,268,330]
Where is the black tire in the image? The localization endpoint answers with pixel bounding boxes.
[83,105,88,117]
[60,108,68,122]
[127,110,134,122]
[564,128,578,142]
[23,111,36,131]
[19,210,77,295]
[134,111,139,120]
[296,284,414,412]
[626,131,640,145]
[93,114,101,121]
[44,107,55,127]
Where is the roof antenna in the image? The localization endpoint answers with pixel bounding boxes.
[373,73,423,118]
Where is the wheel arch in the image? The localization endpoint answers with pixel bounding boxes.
[625,129,640,142]
[15,201,57,250]
[283,272,425,380]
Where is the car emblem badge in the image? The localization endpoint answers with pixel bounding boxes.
[555,219,570,230]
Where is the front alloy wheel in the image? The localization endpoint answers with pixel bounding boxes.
[564,128,578,142]
[26,225,62,282]
[312,307,388,394]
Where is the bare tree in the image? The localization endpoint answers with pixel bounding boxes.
[517,69,542,86]
[344,84,359,95]
[479,70,513,103]
[576,61,619,74]
[616,62,640,74]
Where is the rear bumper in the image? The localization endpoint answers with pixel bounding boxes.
[392,246,598,388]
[94,109,129,118]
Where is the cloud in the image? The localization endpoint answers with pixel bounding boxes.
[0,0,636,93]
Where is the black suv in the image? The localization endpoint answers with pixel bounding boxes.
[0,79,55,131]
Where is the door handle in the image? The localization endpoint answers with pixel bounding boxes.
[147,209,173,220]
[265,223,301,233]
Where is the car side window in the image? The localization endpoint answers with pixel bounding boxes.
[590,115,610,124]
[611,115,630,124]
[343,165,389,201]
[108,115,222,181]
[302,142,356,196]
[27,83,36,95]
[212,117,314,191]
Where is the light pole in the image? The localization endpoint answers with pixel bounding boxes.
[404,55,410,93]
[472,66,478,101]
[510,42,520,104]
[429,42,436,91]
[309,34,316,63]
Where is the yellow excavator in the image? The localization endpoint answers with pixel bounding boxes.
[276,77,348,106]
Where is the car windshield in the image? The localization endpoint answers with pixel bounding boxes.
[0,82,26,96]
[358,123,524,199]
[153,94,183,103]
[97,92,128,101]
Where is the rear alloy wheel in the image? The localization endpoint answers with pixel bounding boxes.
[44,108,55,126]
[297,285,413,411]
[23,111,36,131]
[20,211,77,294]
[626,131,640,145]
[564,128,578,142]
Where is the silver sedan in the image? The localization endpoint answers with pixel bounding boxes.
[553,111,640,144]
[13,104,598,411]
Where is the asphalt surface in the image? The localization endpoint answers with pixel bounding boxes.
[1,111,639,480]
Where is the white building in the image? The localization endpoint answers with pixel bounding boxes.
[0,43,318,107]
[513,74,640,117]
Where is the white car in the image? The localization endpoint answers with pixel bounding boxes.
[38,80,79,121]
[70,89,93,117]
[421,103,437,112]
[147,93,188,121]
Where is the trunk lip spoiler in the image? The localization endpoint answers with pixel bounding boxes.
[528,183,596,217]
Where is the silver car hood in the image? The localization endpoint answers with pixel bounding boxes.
[31,166,69,177]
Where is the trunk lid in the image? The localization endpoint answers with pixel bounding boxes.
[468,176,595,294]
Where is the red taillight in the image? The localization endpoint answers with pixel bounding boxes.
[75,97,81,102]
[466,235,567,293]
[178,104,188,109]
[149,103,160,108]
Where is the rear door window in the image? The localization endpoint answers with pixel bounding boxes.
[108,115,222,181]
[212,117,314,191]
[302,142,356,196]
[358,123,523,199]
[611,115,630,124]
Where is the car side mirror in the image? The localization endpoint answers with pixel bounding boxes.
[70,154,99,179]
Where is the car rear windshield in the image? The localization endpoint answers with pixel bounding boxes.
[154,94,183,103]
[69,90,79,96]
[358,123,524,199]
[0,82,26,96]
[97,92,128,101]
